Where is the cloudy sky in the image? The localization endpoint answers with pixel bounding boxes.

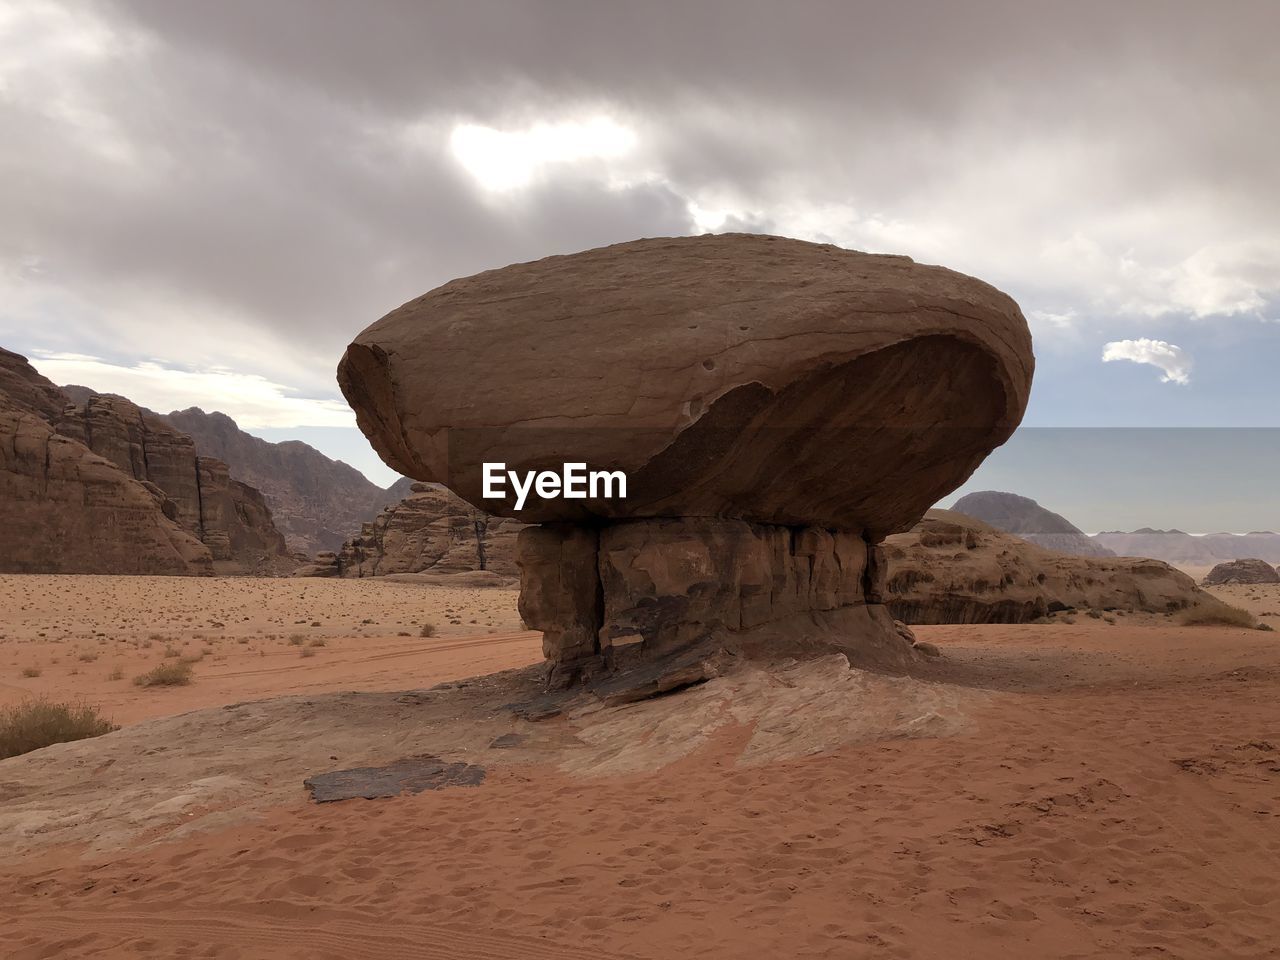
[2,1,1276,526]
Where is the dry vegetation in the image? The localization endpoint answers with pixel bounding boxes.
[1177,601,1258,629]
[133,660,195,688]
[0,698,117,759]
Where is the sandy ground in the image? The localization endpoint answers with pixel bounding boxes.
[0,575,538,725]
[1,575,1279,959]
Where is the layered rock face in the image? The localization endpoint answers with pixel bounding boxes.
[0,349,291,575]
[54,392,290,573]
[0,350,211,575]
[163,407,408,554]
[338,235,1034,680]
[318,483,521,578]
[951,490,1115,558]
[1202,558,1280,585]
[882,510,1206,623]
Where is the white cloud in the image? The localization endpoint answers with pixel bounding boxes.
[1101,338,1192,385]
[447,116,638,192]
[27,352,356,428]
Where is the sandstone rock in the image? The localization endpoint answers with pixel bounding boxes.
[339,235,1034,680]
[339,234,1032,536]
[0,410,212,575]
[327,483,521,578]
[882,510,1209,623]
[0,348,290,576]
[1202,558,1280,585]
[0,349,68,422]
[54,393,291,574]
[951,490,1115,558]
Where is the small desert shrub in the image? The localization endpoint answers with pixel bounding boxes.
[299,646,317,658]
[0,698,117,759]
[133,660,194,687]
[287,634,306,646]
[163,644,182,658]
[1178,603,1257,629]
[108,666,125,681]
[419,622,437,638]
[78,651,98,662]
[21,667,41,678]
[308,638,326,648]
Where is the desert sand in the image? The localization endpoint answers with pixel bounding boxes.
[2,575,1279,959]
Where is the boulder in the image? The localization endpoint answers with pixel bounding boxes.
[951,490,1115,558]
[1202,558,1280,586]
[339,235,1034,680]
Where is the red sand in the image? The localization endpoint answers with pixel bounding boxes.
[2,577,1279,959]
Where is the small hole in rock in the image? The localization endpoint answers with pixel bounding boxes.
[702,359,715,371]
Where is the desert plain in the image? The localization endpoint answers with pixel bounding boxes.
[1,573,1277,960]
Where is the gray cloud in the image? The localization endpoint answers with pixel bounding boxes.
[2,0,1278,407]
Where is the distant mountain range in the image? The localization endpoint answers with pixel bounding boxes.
[1092,529,1280,566]
[161,408,409,554]
[951,490,1280,567]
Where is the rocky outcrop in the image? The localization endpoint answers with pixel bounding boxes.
[881,510,1207,623]
[0,352,213,575]
[308,483,521,578]
[1202,558,1280,585]
[163,407,407,554]
[951,490,1115,558]
[0,348,291,575]
[339,234,1035,682]
[1,348,68,422]
[1094,529,1280,566]
[54,393,291,573]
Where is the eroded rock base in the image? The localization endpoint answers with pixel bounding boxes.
[518,517,914,686]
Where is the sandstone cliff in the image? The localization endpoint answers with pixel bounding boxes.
[1,349,291,575]
[0,351,211,574]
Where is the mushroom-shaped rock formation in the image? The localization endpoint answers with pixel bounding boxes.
[340,234,1034,683]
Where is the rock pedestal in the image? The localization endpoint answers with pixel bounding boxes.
[518,518,898,683]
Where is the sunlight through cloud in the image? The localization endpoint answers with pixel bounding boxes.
[449,116,637,191]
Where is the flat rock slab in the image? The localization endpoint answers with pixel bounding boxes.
[304,755,485,802]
